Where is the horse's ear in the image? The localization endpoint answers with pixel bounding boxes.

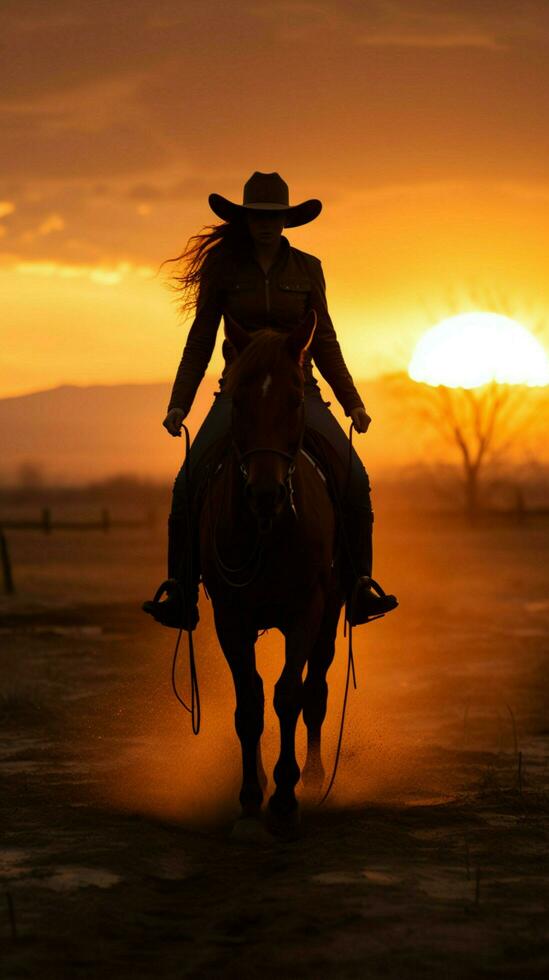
[224,312,251,353]
[286,309,317,361]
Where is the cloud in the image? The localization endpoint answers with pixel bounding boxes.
[0,0,180,101]
[494,181,549,203]
[0,109,172,178]
[1,256,155,285]
[357,32,506,50]
[18,212,65,243]
[251,0,549,48]
[126,177,216,202]
[38,213,65,234]
[332,178,549,207]
[0,0,547,270]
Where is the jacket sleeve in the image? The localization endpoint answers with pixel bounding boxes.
[307,259,365,417]
[167,280,224,414]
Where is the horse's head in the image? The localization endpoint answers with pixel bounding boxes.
[223,310,317,530]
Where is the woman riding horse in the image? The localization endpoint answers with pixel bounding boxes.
[143,171,398,629]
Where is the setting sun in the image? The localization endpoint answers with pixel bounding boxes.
[408,312,549,389]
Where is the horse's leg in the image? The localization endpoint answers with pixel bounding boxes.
[269,588,324,821]
[256,743,268,794]
[302,591,342,794]
[213,605,263,818]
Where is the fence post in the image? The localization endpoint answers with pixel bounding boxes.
[0,529,15,594]
[41,507,52,534]
[515,487,525,524]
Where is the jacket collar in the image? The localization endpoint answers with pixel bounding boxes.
[249,234,290,276]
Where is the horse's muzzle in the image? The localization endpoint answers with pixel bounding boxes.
[245,481,288,526]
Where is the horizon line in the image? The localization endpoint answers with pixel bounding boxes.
[0,370,408,402]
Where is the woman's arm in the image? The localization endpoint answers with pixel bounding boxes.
[307,259,365,417]
[167,281,223,414]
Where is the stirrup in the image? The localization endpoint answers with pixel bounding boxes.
[142,578,199,630]
[346,575,398,626]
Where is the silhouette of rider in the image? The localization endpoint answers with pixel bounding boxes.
[143,172,398,629]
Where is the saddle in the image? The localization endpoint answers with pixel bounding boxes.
[300,429,351,580]
[189,431,233,519]
[301,428,347,507]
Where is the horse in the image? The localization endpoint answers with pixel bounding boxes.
[197,308,347,831]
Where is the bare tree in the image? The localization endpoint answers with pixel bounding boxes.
[404,287,549,519]
[410,380,546,520]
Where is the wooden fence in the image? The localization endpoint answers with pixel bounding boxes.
[0,507,159,595]
[1,506,158,533]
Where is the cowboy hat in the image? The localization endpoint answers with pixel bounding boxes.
[208,171,322,228]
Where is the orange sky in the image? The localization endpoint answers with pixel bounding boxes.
[2,0,549,399]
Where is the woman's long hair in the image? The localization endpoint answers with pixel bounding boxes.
[158,217,253,319]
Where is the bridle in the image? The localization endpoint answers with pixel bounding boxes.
[231,397,306,522]
[207,396,305,589]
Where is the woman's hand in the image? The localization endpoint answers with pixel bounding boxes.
[350,406,371,433]
[163,407,187,437]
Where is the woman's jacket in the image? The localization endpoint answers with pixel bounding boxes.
[167,235,364,417]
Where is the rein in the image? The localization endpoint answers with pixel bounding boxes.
[319,421,358,805]
[170,423,201,735]
[208,476,265,588]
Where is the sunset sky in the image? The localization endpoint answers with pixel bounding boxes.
[2,0,549,399]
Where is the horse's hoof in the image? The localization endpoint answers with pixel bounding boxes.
[301,783,324,805]
[301,766,325,799]
[266,800,301,840]
[230,817,272,845]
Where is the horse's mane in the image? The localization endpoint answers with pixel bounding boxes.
[223,328,302,395]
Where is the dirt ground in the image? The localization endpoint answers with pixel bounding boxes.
[1,509,549,978]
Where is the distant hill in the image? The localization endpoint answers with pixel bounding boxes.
[0,374,546,486]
